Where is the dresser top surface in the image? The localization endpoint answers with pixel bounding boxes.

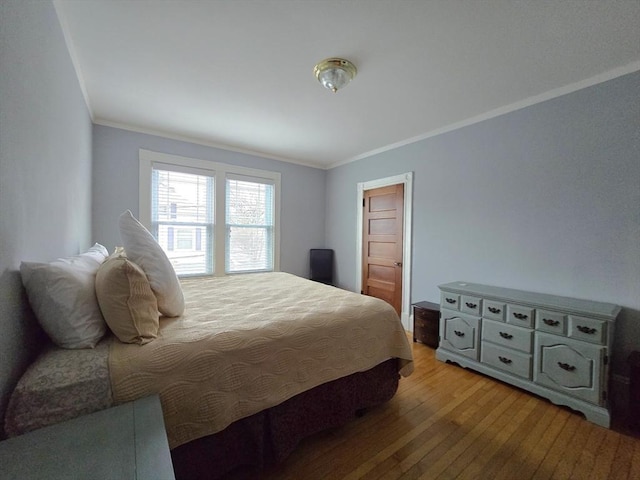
[439,281,621,320]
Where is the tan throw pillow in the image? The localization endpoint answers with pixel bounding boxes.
[118,210,185,317]
[95,251,159,344]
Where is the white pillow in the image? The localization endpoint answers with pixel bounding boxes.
[118,210,185,317]
[20,243,109,349]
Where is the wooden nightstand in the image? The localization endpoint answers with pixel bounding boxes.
[413,301,440,348]
[0,395,175,480]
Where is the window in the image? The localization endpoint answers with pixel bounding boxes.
[226,176,274,273]
[151,168,214,275]
[140,150,280,277]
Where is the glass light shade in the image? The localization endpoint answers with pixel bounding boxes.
[314,58,357,93]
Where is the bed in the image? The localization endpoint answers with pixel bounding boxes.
[6,271,413,479]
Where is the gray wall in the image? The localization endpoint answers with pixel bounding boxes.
[326,71,640,376]
[0,0,93,435]
[92,125,326,278]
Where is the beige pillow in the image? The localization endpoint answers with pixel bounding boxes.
[95,251,159,344]
[118,210,185,317]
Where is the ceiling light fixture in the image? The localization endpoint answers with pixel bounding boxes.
[313,58,357,93]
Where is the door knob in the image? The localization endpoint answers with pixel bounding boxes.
[394,262,403,267]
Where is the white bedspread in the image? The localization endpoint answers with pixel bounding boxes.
[109,272,413,448]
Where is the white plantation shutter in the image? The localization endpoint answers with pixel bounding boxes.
[225,174,274,273]
[151,167,214,276]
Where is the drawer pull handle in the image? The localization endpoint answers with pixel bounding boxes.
[499,332,513,340]
[513,312,528,320]
[543,318,560,327]
[577,325,597,335]
[558,362,576,372]
[488,307,501,314]
[454,330,465,337]
[499,356,512,364]
[446,298,457,304]
[465,302,477,309]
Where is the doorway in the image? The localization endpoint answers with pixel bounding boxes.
[356,173,413,330]
[362,184,404,315]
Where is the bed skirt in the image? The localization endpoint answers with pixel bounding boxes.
[171,358,399,479]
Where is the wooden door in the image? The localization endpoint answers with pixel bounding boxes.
[362,184,404,315]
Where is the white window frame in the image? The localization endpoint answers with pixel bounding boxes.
[139,149,281,276]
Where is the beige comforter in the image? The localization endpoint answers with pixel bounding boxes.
[109,272,413,448]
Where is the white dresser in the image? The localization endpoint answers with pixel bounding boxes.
[436,281,621,427]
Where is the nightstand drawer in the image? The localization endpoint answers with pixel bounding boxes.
[482,319,533,353]
[415,316,438,332]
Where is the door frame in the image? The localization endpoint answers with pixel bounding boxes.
[356,172,413,330]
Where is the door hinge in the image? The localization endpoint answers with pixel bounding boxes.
[362,198,365,207]
[604,355,609,365]
[603,390,607,401]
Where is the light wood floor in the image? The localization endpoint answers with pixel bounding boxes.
[246,339,640,480]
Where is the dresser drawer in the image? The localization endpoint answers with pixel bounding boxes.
[536,309,567,336]
[481,342,532,379]
[440,310,480,360]
[483,300,505,322]
[440,292,460,311]
[568,316,607,345]
[482,319,533,353]
[460,295,482,316]
[535,332,604,405]
[506,304,535,328]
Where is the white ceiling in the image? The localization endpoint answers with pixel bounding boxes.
[54,0,640,169]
